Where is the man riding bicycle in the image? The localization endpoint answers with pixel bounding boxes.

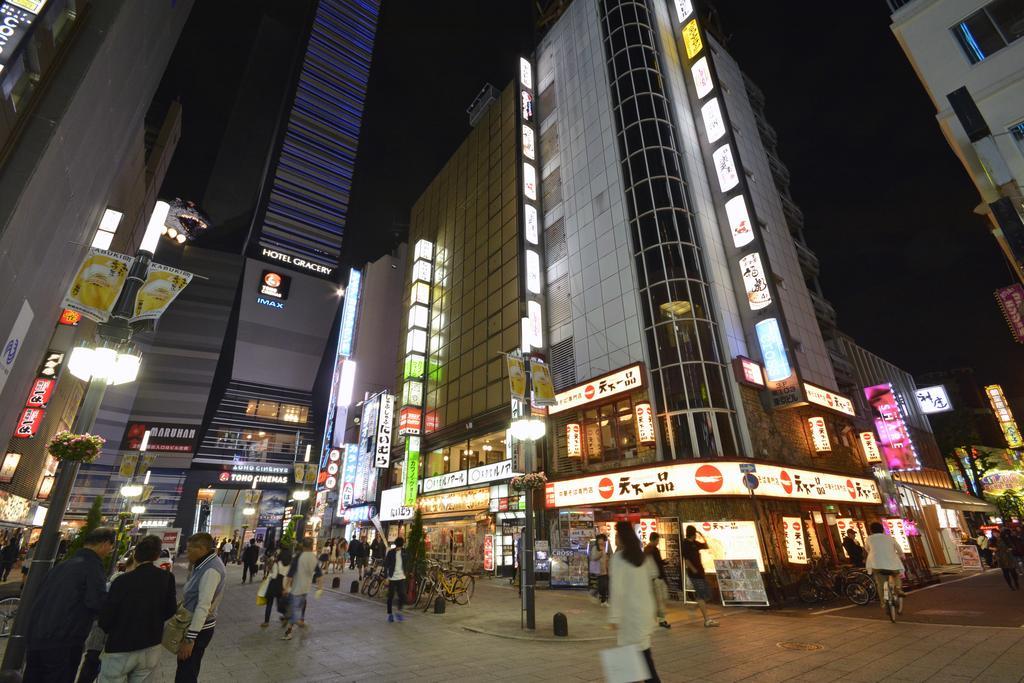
[865,521,905,610]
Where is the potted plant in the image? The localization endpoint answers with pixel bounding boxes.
[510,472,548,492]
[47,431,106,463]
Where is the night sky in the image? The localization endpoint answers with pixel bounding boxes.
[159,1,1024,399]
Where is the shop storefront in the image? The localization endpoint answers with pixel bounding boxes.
[548,364,658,471]
[897,481,997,567]
[545,459,884,598]
[412,457,522,575]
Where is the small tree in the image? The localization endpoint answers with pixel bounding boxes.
[62,495,103,562]
[405,509,427,602]
[279,519,297,551]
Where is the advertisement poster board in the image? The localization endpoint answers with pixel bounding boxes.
[957,544,982,571]
[681,521,765,572]
[713,559,769,606]
[549,548,588,588]
[782,516,808,564]
[656,517,684,600]
[160,528,182,556]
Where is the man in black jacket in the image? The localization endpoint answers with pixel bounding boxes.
[97,534,177,681]
[25,526,115,683]
[241,539,260,584]
[383,538,409,623]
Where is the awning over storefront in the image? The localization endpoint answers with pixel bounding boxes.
[899,483,997,513]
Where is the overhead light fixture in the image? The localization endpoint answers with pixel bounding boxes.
[242,507,256,516]
[121,484,143,498]
[67,345,141,385]
[130,505,146,515]
[292,489,310,501]
[660,300,693,318]
[510,418,546,441]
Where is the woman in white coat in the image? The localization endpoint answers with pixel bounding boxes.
[608,521,660,683]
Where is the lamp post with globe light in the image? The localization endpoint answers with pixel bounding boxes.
[2,202,186,672]
[509,361,546,632]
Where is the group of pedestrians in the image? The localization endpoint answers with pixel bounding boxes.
[987,526,1024,590]
[23,529,226,683]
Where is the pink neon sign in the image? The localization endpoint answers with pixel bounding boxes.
[864,383,921,471]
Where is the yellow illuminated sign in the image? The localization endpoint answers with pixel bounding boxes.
[682,19,703,59]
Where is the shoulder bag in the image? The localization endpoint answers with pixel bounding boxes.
[161,603,193,654]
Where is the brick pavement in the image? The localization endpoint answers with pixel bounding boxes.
[112,561,1024,682]
[5,560,1021,682]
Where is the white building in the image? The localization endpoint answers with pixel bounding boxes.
[536,0,844,466]
[890,0,1024,278]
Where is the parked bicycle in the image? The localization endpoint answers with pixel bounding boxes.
[797,557,874,605]
[360,560,386,597]
[416,560,475,609]
[0,597,18,637]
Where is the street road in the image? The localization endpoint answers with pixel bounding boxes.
[113,562,1024,682]
[796,569,1024,628]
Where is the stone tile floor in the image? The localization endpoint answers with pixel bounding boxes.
[127,562,1024,682]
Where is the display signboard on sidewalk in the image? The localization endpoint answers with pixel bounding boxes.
[160,528,182,556]
[713,559,769,606]
[957,544,983,571]
[656,517,684,600]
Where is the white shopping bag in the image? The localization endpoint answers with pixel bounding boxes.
[600,644,650,683]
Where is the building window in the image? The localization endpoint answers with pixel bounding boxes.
[279,404,308,423]
[91,209,123,250]
[951,0,1024,64]
[255,401,280,419]
[1011,120,1024,157]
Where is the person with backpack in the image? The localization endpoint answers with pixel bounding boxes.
[260,547,292,628]
[282,539,322,640]
[383,537,410,623]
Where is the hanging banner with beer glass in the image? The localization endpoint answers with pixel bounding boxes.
[529,359,556,406]
[130,263,194,323]
[507,353,526,402]
[62,249,134,323]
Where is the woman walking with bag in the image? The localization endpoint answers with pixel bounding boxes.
[260,547,292,627]
[608,521,661,683]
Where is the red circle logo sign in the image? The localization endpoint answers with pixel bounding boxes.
[585,385,596,400]
[264,272,282,288]
[598,477,614,500]
[219,472,229,482]
[846,479,856,499]
[780,470,793,494]
[793,521,801,531]
[695,464,723,493]
[702,522,712,532]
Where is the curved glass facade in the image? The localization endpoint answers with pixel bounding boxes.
[598,0,738,459]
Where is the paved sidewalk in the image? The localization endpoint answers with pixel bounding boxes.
[115,562,1024,682]
[4,561,1020,681]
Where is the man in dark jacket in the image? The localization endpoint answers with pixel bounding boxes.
[25,526,115,683]
[383,538,409,622]
[1,535,20,581]
[98,534,177,681]
[843,529,866,568]
[347,537,362,572]
[241,539,260,584]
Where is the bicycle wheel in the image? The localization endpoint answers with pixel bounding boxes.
[884,585,896,623]
[797,578,820,604]
[366,576,383,598]
[845,581,870,606]
[0,598,18,637]
[453,574,475,606]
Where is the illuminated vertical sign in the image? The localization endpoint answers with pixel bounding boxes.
[985,384,1023,448]
[338,269,362,357]
[635,403,656,443]
[338,443,359,514]
[403,436,421,506]
[401,240,433,438]
[375,393,394,468]
[864,383,921,471]
[566,423,582,457]
[673,3,803,411]
[782,516,808,564]
[807,417,831,453]
[517,54,549,360]
[859,432,882,463]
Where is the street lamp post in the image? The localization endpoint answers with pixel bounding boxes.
[510,358,546,632]
[2,203,171,673]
